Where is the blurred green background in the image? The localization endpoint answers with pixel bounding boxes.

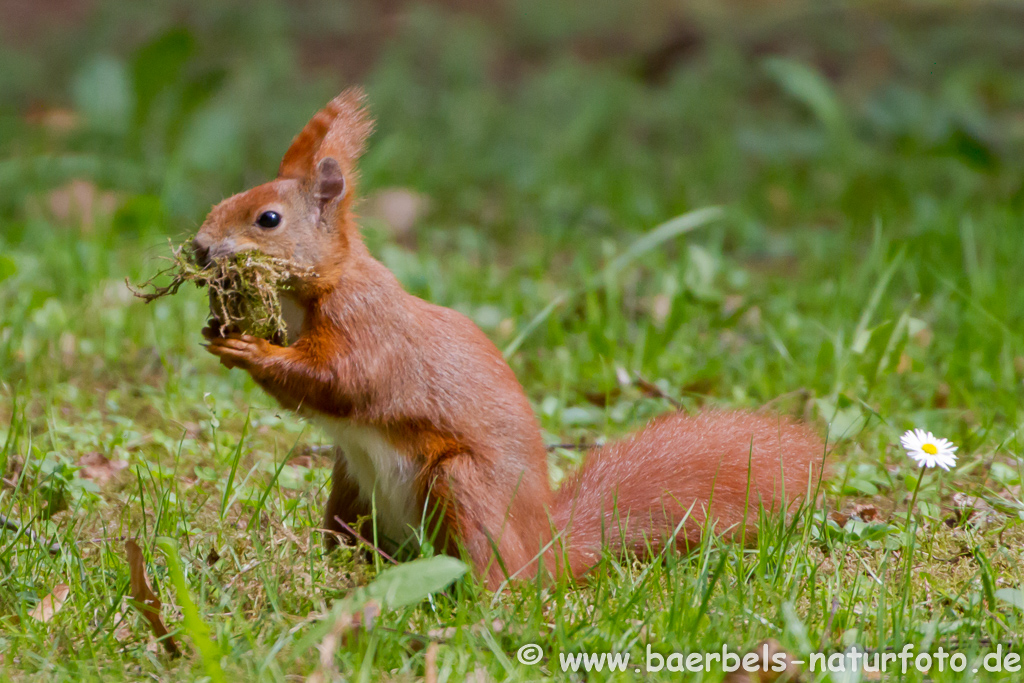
[4,0,1024,430]
[3,1,1024,679]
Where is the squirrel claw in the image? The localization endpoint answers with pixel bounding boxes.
[204,333,273,371]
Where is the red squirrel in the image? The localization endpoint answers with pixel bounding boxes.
[194,88,826,589]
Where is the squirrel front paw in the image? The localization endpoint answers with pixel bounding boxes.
[203,332,274,371]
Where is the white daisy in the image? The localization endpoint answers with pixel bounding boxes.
[900,428,957,470]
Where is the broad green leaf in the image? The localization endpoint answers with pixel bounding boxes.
[764,57,845,135]
[996,588,1024,611]
[365,555,468,609]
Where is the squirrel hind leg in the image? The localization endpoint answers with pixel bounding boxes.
[322,454,372,550]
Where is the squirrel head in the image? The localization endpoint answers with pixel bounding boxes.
[193,88,374,292]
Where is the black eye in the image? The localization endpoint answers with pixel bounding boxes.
[256,211,281,228]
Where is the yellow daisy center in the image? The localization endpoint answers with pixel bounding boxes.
[922,443,938,455]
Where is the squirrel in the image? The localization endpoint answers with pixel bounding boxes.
[193,88,826,589]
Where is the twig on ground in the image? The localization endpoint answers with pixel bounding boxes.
[633,373,684,410]
[0,513,61,554]
[332,516,398,565]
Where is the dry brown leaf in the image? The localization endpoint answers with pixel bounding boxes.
[112,610,133,643]
[310,627,340,683]
[305,602,382,682]
[722,294,745,318]
[46,179,118,232]
[723,639,802,682]
[361,601,380,631]
[895,353,912,374]
[28,584,69,623]
[76,452,129,486]
[427,626,458,640]
[288,454,330,469]
[125,540,180,656]
[850,503,883,523]
[947,492,1000,528]
[913,326,933,347]
[363,188,430,240]
[25,107,79,133]
[339,601,381,647]
[827,511,849,527]
[830,503,885,529]
[424,642,440,683]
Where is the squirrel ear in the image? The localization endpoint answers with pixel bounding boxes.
[279,87,373,181]
[315,157,346,206]
[317,88,373,169]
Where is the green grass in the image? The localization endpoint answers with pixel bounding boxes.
[2,0,1024,680]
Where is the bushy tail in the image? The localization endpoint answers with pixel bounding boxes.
[551,410,826,577]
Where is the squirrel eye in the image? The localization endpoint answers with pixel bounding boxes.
[256,211,282,229]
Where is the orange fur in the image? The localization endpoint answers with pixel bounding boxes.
[552,410,825,577]
[195,90,827,589]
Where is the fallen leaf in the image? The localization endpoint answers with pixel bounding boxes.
[29,584,69,623]
[205,548,221,566]
[427,626,458,640]
[363,188,430,241]
[112,610,133,642]
[830,503,884,529]
[25,107,79,133]
[288,454,330,469]
[305,601,382,682]
[723,639,801,682]
[339,600,381,647]
[46,179,119,233]
[311,626,340,683]
[850,503,883,523]
[76,452,129,486]
[125,540,179,656]
[946,492,999,528]
[59,332,77,368]
[361,600,380,631]
[913,326,933,347]
[895,353,912,374]
[424,642,440,683]
[827,511,849,527]
[722,294,745,318]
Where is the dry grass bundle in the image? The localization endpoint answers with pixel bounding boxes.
[128,240,315,344]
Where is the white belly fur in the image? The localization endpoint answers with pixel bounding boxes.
[280,299,419,542]
[318,418,421,543]
[280,297,304,346]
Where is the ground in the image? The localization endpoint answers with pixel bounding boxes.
[1,1,1024,681]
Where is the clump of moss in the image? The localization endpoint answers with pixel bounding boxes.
[128,240,315,345]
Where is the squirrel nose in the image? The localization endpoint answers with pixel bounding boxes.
[192,238,211,268]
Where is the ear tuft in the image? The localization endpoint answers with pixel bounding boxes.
[315,157,346,206]
[316,88,374,171]
[278,87,374,181]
